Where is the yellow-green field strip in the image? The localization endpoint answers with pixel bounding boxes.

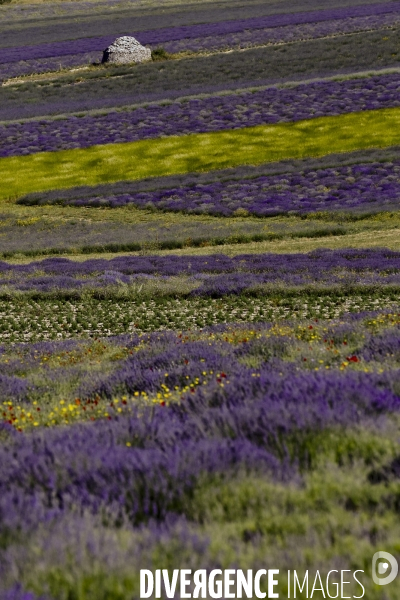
[3,107,400,199]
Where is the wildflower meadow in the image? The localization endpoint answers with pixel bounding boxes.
[0,0,400,598]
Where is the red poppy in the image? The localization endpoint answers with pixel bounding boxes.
[347,355,359,363]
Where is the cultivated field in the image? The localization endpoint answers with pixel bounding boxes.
[0,0,400,598]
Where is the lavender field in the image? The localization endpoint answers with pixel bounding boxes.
[1,0,400,598]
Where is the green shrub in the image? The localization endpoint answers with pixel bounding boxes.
[151,47,170,61]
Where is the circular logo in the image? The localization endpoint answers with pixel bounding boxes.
[372,552,399,586]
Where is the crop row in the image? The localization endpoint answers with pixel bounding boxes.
[0,291,396,343]
[4,0,397,52]
[1,52,100,82]
[163,12,400,54]
[0,308,398,411]
[0,0,323,47]
[2,28,399,120]
[0,0,120,25]
[3,72,400,158]
[0,209,348,258]
[23,145,400,204]
[0,248,399,291]
[5,108,400,200]
[6,1,400,57]
[3,10,400,80]
[18,159,400,216]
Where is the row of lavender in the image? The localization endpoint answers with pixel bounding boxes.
[3,29,399,121]
[5,0,400,61]
[21,157,400,216]
[0,309,399,403]
[4,14,400,81]
[0,249,398,293]
[2,73,400,158]
[162,12,400,54]
[2,1,400,80]
[0,0,126,23]
[2,52,100,82]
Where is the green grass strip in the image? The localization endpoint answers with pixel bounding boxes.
[3,107,400,199]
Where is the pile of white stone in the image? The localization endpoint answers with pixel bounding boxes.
[102,36,152,65]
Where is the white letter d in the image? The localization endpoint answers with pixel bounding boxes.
[140,570,154,598]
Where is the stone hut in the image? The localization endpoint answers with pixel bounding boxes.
[102,36,151,65]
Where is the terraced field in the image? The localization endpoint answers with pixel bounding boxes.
[1,0,400,598]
